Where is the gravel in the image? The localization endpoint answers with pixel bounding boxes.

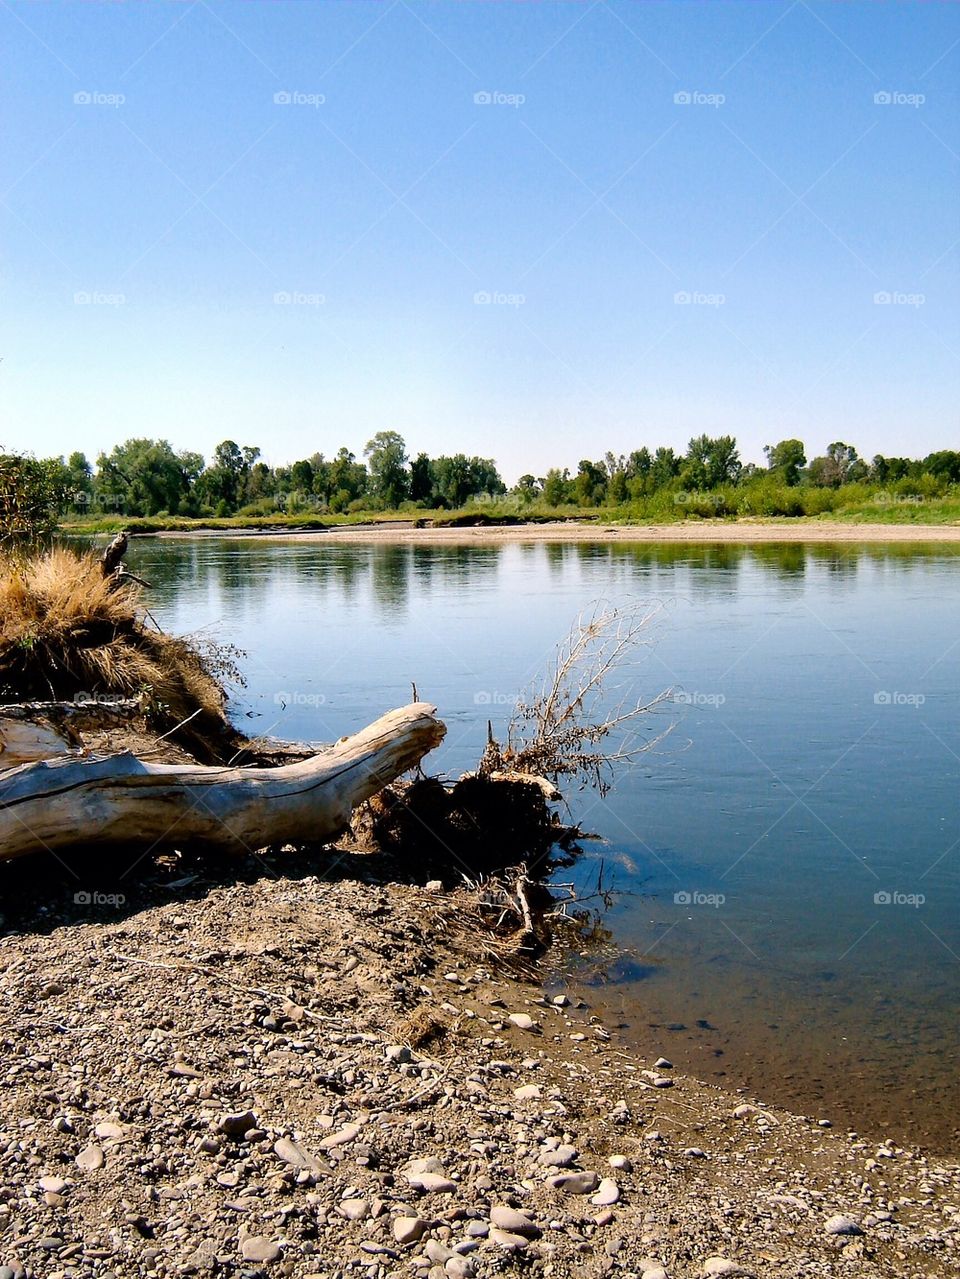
[0,866,956,1278]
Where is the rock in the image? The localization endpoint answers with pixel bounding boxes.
[733,1104,755,1119]
[539,1144,577,1168]
[591,1178,620,1206]
[404,1155,446,1175]
[75,1144,104,1172]
[219,1111,257,1138]
[94,1120,127,1140]
[240,1237,282,1263]
[825,1214,863,1236]
[318,1121,361,1149]
[385,1044,412,1063]
[425,880,444,892]
[38,1175,68,1194]
[701,1260,749,1277]
[508,1013,537,1031]
[465,1221,489,1238]
[393,1216,429,1245]
[654,1057,673,1069]
[643,1269,669,1279]
[547,1170,600,1194]
[489,1205,540,1238]
[425,1241,454,1263]
[273,1136,329,1177]
[608,1155,632,1171]
[490,1229,530,1251]
[552,994,570,1007]
[513,1084,542,1100]
[652,1076,673,1088]
[407,1171,457,1193]
[445,1257,474,1279]
[683,1147,707,1158]
[338,1198,369,1221]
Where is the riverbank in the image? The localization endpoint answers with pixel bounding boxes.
[0,854,957,1279]
[135,519,960,545]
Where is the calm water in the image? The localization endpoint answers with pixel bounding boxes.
[132,536,960,1149]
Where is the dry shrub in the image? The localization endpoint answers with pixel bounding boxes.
[0,546,241,761]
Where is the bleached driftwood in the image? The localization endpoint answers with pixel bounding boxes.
[0,699,143,770]
[0,702,445,861]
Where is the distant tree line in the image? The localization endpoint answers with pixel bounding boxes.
[19,432,960,521]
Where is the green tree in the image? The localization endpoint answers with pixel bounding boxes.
[364,432,409,507]
[0,449,68,546]
[763,439,806,486]
[95,438,199,516]
[409,452,434,504]
[808,442,865,488]
[542,467,571,506]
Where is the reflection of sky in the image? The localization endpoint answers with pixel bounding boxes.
[133,536,960,1135]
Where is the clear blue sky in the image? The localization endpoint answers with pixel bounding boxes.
[1,0,957,481]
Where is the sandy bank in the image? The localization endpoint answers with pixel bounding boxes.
[152,520,960,546]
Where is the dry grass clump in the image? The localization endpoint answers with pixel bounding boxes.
[0,546,240,761]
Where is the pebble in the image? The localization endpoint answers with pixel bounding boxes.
[701,1259,747,1277]
[490,1229,530,1251]
[338,1198,369,1221]
[75,1144,104,1172]
[445,1257,474,1278]
[608,1155,632,1172]
[824,1214,863,1236]
[654,1057,673,1069]
[683,1147,707,1158]
[318,1121,361,1149]
[406,1171,457,1193]
[513,1084,542,1100]
[552,994,570,1006]
[539,1144,578,1168]
[508,1013,537,1031]
[38,1175,68,1194]
[489,1206,541,1238]
[219,1111,257,1138]
[240,1237,281,1264]
[547,1170,600,1194]
[393,1216,429,1245]
[591,1178,620,1206]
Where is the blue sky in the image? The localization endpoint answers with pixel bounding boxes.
[1,0,957,481]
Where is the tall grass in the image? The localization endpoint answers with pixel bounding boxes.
[0,547,239,760]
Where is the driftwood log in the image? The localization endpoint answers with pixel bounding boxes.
[0,702,445,861]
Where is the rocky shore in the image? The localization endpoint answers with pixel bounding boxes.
[0,858,958,1279]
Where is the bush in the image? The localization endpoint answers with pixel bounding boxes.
[0,450,68,547]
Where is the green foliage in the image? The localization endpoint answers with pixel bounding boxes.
[0,449,69,546]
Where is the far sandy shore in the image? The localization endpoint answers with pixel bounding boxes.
[156,519,960,545]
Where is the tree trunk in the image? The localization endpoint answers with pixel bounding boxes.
[0,702,445,861]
